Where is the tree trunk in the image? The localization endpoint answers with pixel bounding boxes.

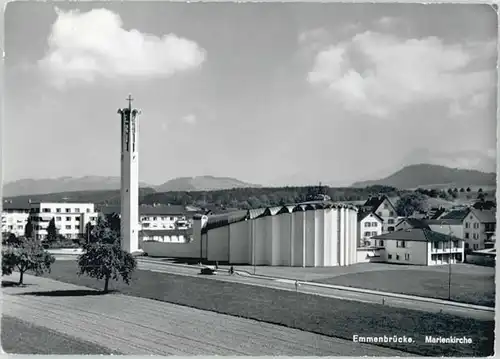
[19,271,24,285]
[104,275,110,293]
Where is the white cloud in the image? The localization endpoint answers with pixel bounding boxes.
[182,114,197,125]
[39,8,206,89]
[306,31,496,118]
[376,17,399,28]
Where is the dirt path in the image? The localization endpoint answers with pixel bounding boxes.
[3,273,409,356]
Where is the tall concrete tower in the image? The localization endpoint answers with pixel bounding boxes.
[118,95,140,253]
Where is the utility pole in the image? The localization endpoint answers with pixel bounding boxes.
[440,220,453,301]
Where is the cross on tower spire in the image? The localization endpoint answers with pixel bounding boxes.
[126,94,134,110]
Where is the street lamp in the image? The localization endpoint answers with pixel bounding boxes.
[440,220,453,301]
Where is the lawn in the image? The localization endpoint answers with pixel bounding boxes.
[314,269,495,307]
[39,261,494,357]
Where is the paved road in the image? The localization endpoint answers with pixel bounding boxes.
[3,273,409,356]
[134,258,494,321]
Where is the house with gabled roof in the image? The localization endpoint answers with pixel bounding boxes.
[362,195,398,233]
[357,211,384,247]
[436,208,496,250]
[372,228,464,266]
[395,218,430,231]
[463,209,496,250]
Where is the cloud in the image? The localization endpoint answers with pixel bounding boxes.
[306,31,496,118]
[182,114,197,125]
[38,8,206,89]
[376,16,399,28]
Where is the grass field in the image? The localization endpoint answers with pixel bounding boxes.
[314,269,495,307]
[40,260,494,357]
[1,315,119,354]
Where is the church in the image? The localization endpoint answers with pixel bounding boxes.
[142,201,359,267]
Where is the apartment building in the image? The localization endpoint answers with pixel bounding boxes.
[1,200,30,237]
[29,202,98,240]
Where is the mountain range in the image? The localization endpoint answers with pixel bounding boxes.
[2,164,496,197]
[2,175,260,197]
[351,164,496,189]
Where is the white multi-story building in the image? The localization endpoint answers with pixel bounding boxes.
[100,204,193,231]
[357,211,384,247]
[1,200,30,237]
[29,202,98,240]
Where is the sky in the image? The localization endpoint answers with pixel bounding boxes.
[3,2,498,187]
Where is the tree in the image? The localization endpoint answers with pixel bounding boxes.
[2,233,22,247]
[453,188,458,193]
[395,193,426,217]
[46,218,58,242]
[460,188,465,193]
[24,218,34,239]
[84,222,94,244]
[447,188,453,195]
[2,239,55,285]
[77,215,137,293]
[477,192,486,202]
[105,213,121,235]
[466,187,471,192]
[478,188,483,193]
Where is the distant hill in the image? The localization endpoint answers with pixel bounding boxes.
[352,164,496,190]
[155,176,261,192]
[2,188,157,207]
[2,176,155,197]
[2,175,261,197]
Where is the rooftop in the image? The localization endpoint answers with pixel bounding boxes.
[357,211,384,223]
[440,208,471,221]
[396,218,430,229]
[362,195,393,211]
[200,202,359,233]
[471,209,496,223]
[373,228,462,243]
[425,218,464,226]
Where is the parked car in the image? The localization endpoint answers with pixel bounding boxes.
[200,267,216,275]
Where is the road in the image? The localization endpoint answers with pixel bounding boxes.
[3,273,409,356]
[133,258,494,321]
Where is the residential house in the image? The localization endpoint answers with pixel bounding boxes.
[372,228,464,266]
[362,195,398,233]
[464,209,496,250]
[395,218,430,231]
[357,211,384,247]
[440,208,496,250]
[425,219,464,243]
